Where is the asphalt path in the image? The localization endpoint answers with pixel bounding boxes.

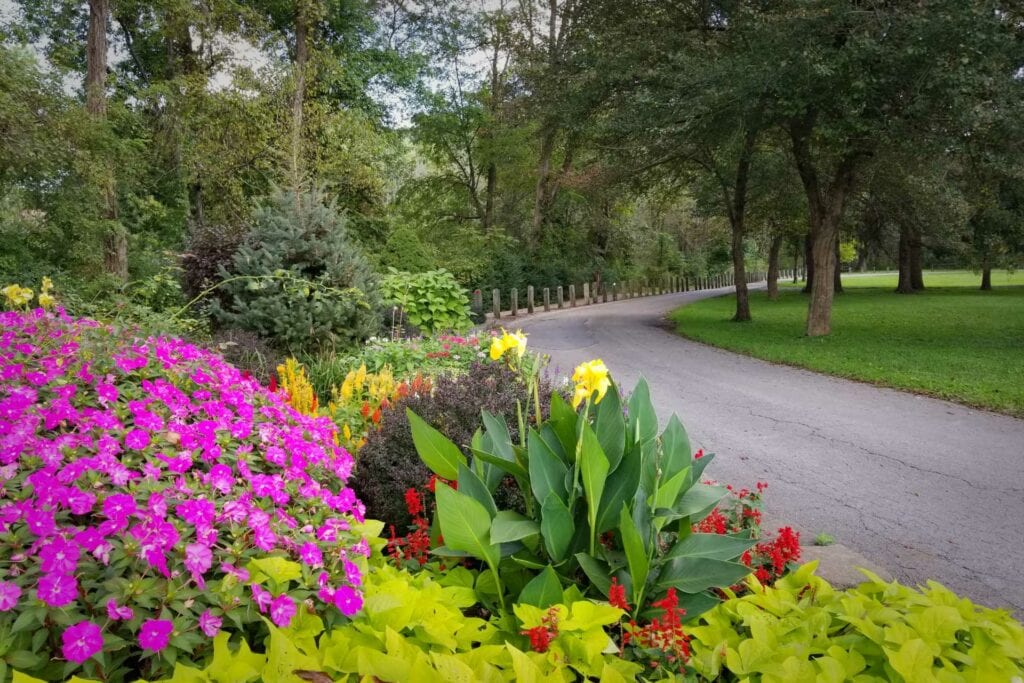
[514,286,1024,615]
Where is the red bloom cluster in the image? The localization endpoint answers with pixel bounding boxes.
[608,577,630,611]
[386,485,433,566]
[693,508,728,534]
[624,588,691,668]
[740,526,802,584]
[522,606,560,653]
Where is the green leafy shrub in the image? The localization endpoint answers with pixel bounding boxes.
[380,267,472,334]
[688,562,1024,682]
[214,188,382,352]
[408,365,756,617]
[300,334,487,400]
[353,362,555,530]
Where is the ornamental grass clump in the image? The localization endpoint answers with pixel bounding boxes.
[0,308,368,681]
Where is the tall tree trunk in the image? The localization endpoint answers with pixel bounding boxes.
[727,127,758,322]
[806,221,839,335]
[980,263,992,291]
[802,233,814,293]
[531,126,557,244]
[896,223,914,293]
[909,227,925,291]
[483,162,497,231]
[833,236,843,293]
[87,0,127,281]
[731,229,750,321]
[290,4,308,192]
[767,234,783,300]
[856,242,868,272]
[792,240,800,283]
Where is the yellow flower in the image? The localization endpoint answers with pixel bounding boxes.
[489,329,528,361]
[41,276,53,293]
[38,292,55,309]
[572,359,611,408]
[2,284,34,308]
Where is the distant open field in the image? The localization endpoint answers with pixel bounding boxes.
[671,270,1024,415]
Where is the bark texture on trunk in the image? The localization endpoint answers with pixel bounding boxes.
[980,266,992,291]
[909,230,925,291]
[833,236,843,294]
[530,126,557,243]
[290,6,308,191]
[88,0,127,280]
[789,119,860,336]
[792,241,800,283]
[896,223,925,293]
[802,234,814,293]
[767,234,783,300]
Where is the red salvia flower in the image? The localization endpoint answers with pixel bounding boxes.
[608,577,630,611]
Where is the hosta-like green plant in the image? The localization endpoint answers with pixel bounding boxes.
[408,370,755,618]
[380,268,472,334]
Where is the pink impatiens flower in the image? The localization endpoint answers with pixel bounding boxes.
[123,428,151,450]
[269,594,296,628]
[138,619,174,652]
[184,543,213,585]
[250,584,272,613]
[62,620,103,664]
[198,609,221,637]
[298,542,323,567]
[0,581,21,611]
[38,572,78,608]
[106,599,134,621]
[40,536,81,575]
[333,585,363,617]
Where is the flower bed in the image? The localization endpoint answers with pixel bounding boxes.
[0,309,367,680]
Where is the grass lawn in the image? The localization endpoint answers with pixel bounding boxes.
[671,270,1024,416]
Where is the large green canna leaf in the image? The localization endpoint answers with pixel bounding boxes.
[660,415,692,483]
[470,447,528,479]
[594,382,625,470]
[481,410,517,465]
[672,483,729,520]
[619,505,650,605]
[407,409,466,480]
[665,533,757,561]
[434,483,500,570]
[472,428,503,492]
[656,556,750,594]
[627,378,658,448]
[548,392,579,456]
[518,565,563,608]
[580,423,610,547]
[491,511,540,544]
[575,553,613,597]
[528,428,569,506]
[457,462,497,518]
[595,444,643,534]
[541,493,574,562]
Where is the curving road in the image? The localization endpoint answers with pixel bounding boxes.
[515,286,1024,615]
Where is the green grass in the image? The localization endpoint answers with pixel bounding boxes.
[671,270,1024,415]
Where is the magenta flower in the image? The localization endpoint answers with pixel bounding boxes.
[251,584,272,613]
[184,543,212,578]
[220,563,250,582]
[62,621,103,664]
[106,599,134,621]
[333,585,363,617]
[40,536,81,575]
[123,428,151,450]
[198,609,221,637]
[138,619,174,652]
[38,572,78,608]
[269,594,296,628]
[0,581,21,611]
[299,542,323,567]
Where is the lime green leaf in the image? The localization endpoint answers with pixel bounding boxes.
[246,556,302,586]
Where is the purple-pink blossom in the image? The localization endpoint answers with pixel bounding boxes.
[269,594,296,628]
[62,620,103,663]
[333,585,363,617]
[106,599,134,621]
[198,609,221,637]
[37,572,77,608]
[138,619,174,651]
[251,584,272,613]
[0,581,21,611]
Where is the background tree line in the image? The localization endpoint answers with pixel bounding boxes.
[0,0,1021,340]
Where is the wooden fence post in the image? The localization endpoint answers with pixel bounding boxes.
[569,284,577,307]
[472,289,483,316]
[557,285,564,309]
[602,283,609,303]
[527,285,535,314]
[511,288,518,316]
[492,289,501,319]
[582,282,590,305]
[543,287,551,312]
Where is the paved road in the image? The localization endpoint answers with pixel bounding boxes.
[516,286,1024,615]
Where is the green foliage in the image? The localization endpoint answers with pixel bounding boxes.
[688,562,1024,682]
[214,188,382,352]
[408,374,754,618]
[814,533,836,547]
[380,267,472,334]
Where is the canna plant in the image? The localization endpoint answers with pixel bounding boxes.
[407,360,756,619]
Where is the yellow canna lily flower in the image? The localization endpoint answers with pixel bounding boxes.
[38,292,55,309]
[489,329,528,362]
[2,284,34,308]
[572,359,611,408]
